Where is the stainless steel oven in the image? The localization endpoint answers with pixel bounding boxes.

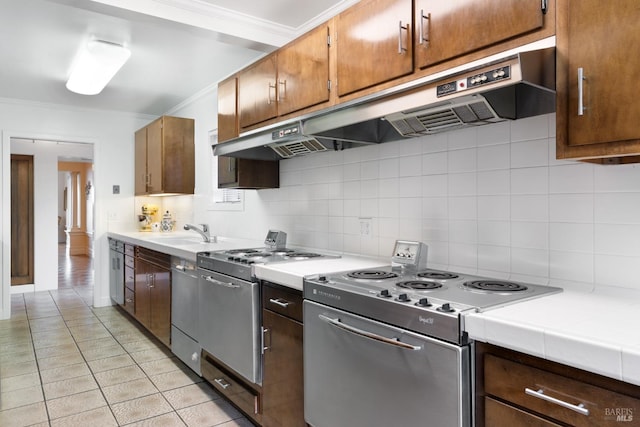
[198,268,261,383]
[304,299,472,427]
[303,240,561,427]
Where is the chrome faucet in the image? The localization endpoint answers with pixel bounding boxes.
[184,223,216,243]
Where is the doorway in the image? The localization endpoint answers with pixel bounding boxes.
[9,138,94,294]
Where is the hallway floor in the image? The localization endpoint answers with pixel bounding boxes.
[0,247,253,427]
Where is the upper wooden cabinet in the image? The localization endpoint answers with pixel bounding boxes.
[556,0,640,161]
[238,55,278,129]
[414,0,545,69]
[277,25,331,116]
[218,77,238,143]
[237,26,331,131]
[134,116,195,196]
[336,0,413,97]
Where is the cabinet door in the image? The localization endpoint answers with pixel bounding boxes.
[150,267,171,347]
[161,116,195,194]
[134,128,148,195]
[146,118,163,194]
[218,77,238,142]
[277,25,330,116]
[238,55,278,129]
[564,1,640,150]
[134,259,151,329]
[336,0,413,97]
[262,310,304,427]
[414,0,544,69]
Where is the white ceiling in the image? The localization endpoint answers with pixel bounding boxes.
[0,0,357,116]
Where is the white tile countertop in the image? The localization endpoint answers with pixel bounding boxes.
[253,256,389,291]
[107,231,263,262]
[465,288,640,387]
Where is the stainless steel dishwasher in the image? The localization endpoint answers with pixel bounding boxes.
[171,257,201,375]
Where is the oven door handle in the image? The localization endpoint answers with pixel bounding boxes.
[202,275,240,288]
[318,314,422,351]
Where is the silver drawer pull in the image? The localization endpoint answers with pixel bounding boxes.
[269,298,291,308]
[525,388,589,416]
[203,276,240,288]
[214,378,231,389]
[577,67,586,116]
[175,265,186,271]
[319,314,421,351]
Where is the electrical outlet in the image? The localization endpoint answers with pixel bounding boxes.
[112,185,120,194]
[108,211,117,220]
[359,218,372,238]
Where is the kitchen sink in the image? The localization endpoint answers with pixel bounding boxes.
[148,236,223,245]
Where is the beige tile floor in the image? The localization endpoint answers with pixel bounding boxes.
[0,287,254,427]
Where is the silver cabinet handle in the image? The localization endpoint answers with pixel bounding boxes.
[419,10,431,45]
[203,276,240,288]
[278,79,287,101]
[577,67,586,116]
[525,388,590,416]
[175,265,186,272]
[214,378,231,389]
[269,298,291,308]
[261,326,270,353]
[319,314,421,350]
[267,82,276,105]
[398,20,408,54]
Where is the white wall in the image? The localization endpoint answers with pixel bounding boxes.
[1,98,155,319]
[169,88,640,294]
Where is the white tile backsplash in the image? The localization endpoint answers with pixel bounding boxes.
[254,113,640,292]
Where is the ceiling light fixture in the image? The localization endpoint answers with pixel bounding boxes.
[66,40,131,95]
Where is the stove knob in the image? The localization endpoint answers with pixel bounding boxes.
[396,293,411,302]
[416,298,432,307]
[247,260,255,265]
[227,256,234,261]
[318,276,328,283]
[379,289,392,298]
[438,303,455,313]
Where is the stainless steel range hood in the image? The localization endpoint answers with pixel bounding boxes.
[214,46,555,161]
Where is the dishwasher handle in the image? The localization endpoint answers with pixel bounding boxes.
[202,275,240,288]
[318,314,421,351]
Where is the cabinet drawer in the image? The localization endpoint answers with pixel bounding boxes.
[485,396,562,426]
[124,255,134,269]
[202,351,261,423]
[123,286,135,316]
[485,354,639,426]
[124,244,134,257]
[262,282,303,322]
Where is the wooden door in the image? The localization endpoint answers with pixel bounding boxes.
[134,128,148,195]
[161,116,194,195]
[262,310,304,427]
[336,0,413,97]
[277,25,330,116]
[10,155,34,286]
[414,0,544,69]
[238,55,278,129]
[150,267,171,347]
[146,118,163,194]
[218,77,238,142]
[565,1,640,148]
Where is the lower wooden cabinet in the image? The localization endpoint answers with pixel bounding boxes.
[261,282,304,427]
[133,247,171,347]
[477,343,640,427]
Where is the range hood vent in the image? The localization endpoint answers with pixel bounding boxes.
[213,45,556,161]
[269,137,327,158]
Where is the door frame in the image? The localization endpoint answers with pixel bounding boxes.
[1,130,96,320]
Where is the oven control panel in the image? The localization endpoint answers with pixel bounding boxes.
[392,240,428,269]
